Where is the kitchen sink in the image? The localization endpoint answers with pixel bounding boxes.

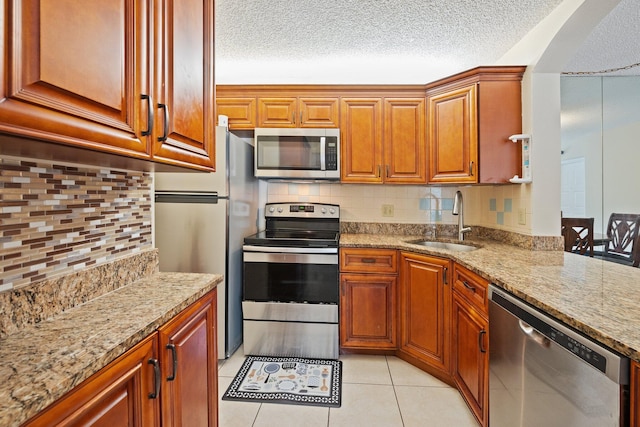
[409,240,478,252]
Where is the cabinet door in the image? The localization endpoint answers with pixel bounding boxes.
[340,273,397,350]
[399,252,451,374]
[427,84,478,184]
[216,97,257,129]
[452,291,488,427]
[24,335,160,427]
[340,98,384,183]
[258,97,297,127]
[159,289,217,427]
[152,0,215,170]
[383,98,427,183]
[299,97,339,128]
[0,0,151,157]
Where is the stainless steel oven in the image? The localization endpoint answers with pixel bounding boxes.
[242,202,340,359]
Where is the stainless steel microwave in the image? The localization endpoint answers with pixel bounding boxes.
[254,128,340,179]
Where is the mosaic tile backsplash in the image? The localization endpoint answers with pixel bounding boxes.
[0,157,153,292]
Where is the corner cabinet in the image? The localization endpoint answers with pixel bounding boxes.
[451,264,489,427]
[24,289,218,427]
[0,0,215,171]
[426,66,525,184]
[340,96,426,184]
[339,248,398,350]
[398,252,452,379]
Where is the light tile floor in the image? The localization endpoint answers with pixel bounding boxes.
[218,350,479,427]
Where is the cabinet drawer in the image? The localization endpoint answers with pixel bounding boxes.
[453,263,489,313]
[340,248,398,274]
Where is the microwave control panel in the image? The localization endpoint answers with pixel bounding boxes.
[326,141,338,170]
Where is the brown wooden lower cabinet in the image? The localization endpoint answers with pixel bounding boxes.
[159,290,218,427]
[452,291,488,427]
[632,360,640,427]
[340,248,398,350]
[23,289,218,427]
[398,252,451,378]
[24,334,161,427]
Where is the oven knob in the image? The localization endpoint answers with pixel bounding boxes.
[329,208,336,215]
[268,206,275,213]
[321,208,327,214]
[277,207,283,213]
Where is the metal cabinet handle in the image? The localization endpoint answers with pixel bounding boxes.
[148,358,161,399]
[292,112,295,124]
[361,258,376,263]
[141,94,153,136]
[386,165,390,178]
[158,103,169,142]
[462,280,476,292]
[166,343,178,381]
[479,330,487,353]
[443,267,448,285]
[469,161,474,176]
[300,111,303,124]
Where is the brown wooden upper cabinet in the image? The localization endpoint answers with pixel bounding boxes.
[216,97,258,129]
[426,66,525,184]
[341,96,426,184]
[0,0,215,171]
[259,97,339,128]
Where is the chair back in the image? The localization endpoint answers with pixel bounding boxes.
[561,217,594,256]
[605,214,640,258]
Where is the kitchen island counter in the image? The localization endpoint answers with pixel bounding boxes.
[0,271,222,427]
[341,233,640,363]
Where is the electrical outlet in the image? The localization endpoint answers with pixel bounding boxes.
[518,208,527,225]
[382,204,394,217]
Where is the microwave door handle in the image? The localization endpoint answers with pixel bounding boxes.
[320,137,326,171]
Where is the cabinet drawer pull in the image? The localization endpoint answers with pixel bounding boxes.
[462,280,476,292]
[166,343,178,381]
[141,94,153,136]
[479,330,487,353]
[361,258,376,263]
[158,103,169,142]
[148,358,161,399]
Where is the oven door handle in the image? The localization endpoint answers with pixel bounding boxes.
[243,245,338,254]
[244,251,338,265]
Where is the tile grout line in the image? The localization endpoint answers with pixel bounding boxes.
[386,355,406,427]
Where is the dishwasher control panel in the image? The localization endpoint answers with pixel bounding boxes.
[549,327,607,373]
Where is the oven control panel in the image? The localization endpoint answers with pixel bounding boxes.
[266,203,340,219]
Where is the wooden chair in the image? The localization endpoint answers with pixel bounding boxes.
[561,217,594,257]
[601,213,640,265]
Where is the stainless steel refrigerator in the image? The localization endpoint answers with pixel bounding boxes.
[154,126,261,358]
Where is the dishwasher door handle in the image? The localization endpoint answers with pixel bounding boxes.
[519,320,550,348]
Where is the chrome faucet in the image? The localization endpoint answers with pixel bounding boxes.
[452,191,472,241]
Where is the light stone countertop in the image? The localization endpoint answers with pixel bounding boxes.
[0,272,222,427]
[341,233,640,363]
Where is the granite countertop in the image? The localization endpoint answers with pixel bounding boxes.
[0,271,222,427]
[341,233,640,363]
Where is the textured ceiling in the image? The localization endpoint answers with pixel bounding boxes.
[562,0,640,76]
[214,0,638,84]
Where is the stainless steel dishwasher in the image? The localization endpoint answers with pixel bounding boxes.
[489,285,629,427]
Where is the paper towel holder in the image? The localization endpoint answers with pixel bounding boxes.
[508,134,532,183]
